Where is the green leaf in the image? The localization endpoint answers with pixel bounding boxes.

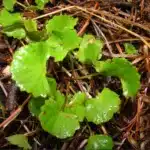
[0,9,22,27]
[28,77,56,117]
[64,105,85,122]
[77,35,103,63]
[124,43,137,54]
[39,92,80,139]
[5,28,26,39]
[46,15,78,33]
[46,15,80,61]
[47,31,80,61]
[68,92,86,105]
[28,97,46,117]
[55,30,81,50]
[7,134,31,149]
[3,0,16,11]
[86,134,114,150]
[11,42,50,97]
[46,35,67,61]
[85,88,120,124]
[94,58,140,97]
[35,0,49,9]
[55,90,65,109]
[64,92,86,122]
[26,29,47,42]
[24,19,37,32]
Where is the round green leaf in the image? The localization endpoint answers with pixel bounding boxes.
[0,9,22,27]
[11,42,50,97]
[77,34,103,63]
[94,58,140,97]
[56,29,81,50]
[39,98,80,139]
[46,15,78,33]
[85,88,120,124]
[86,134,113,150]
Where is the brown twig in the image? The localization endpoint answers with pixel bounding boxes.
[78,2,99,36]
[0,95,31,129]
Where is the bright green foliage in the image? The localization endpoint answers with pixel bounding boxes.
[85,134,114,150]
[35,0,49,9]
[46,35,67,61]
[3,0,16,11]
[68,92,86,105]
[46,15,81,61]
[0,9,22,27]
[7,134,31,150]
[85,88,120,124]
[77,34,103,63]
[0,9,25,39]
[8,13,141,142]
[124,43,137,54]
[39,91,80,139]
[11,42,50,97]
[28,97,46,117]
[58,30,81,50]
[94,58,140,97]
[24,19,37,32]
[64,92,86,122]
[28,77,56,116]
[46,15,78,33]
[46,32,81,61]
[64,106,85,122]
[5,28,26,39]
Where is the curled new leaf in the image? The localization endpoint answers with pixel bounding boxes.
[86,134,114,150]
[94,58,140,97]
[77,34,103,63]
[11,42,50,97]
[64,92,86,122]
[24,19,37,32]
[85,88,120,124]
[124,43,137,54]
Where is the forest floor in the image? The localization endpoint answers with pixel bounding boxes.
[0,0,150,150]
